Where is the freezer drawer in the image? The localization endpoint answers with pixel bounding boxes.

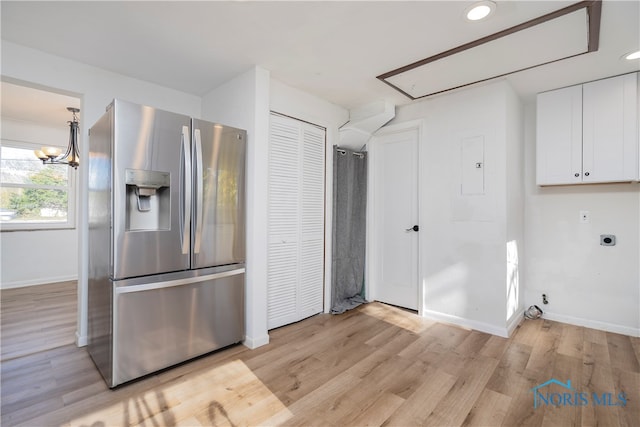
[111,268,244,387]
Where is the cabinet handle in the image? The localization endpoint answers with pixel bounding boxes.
[585,172,590,177]
[574,173,580,177]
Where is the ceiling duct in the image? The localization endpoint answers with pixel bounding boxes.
[339,100,395,150]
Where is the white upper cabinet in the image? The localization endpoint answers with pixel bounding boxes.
[536,84,583,185]
[583,73,638,183]
[536,73,638,185]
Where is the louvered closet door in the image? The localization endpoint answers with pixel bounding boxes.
[268,114,325,330]
[299,125,325,320]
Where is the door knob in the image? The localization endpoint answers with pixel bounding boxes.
[406,225,419,232]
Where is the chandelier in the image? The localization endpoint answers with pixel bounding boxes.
[34,107,80,169]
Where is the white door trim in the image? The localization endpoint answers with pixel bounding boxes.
[367,119,425,316]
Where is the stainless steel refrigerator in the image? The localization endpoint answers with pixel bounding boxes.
[88,99,246,387]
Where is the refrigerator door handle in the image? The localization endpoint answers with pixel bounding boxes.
[181,126,192,254]
[194,128,204,254]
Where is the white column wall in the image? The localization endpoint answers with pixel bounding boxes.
[201,66,271,348]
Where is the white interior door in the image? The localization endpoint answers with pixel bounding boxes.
[371,127,419,310]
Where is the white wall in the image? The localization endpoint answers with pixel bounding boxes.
[388,81,524,337]
[201,66,271,349]
[1,118,79,288]
[1,229,77,286]
[269,78,349,312]
[523,102,640,337]
[1,41,202,345]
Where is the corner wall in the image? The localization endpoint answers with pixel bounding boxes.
[523,102,640,336]
[505,85,526,332]
[389,81,524,336]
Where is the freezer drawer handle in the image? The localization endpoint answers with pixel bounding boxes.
[115,268,246,294]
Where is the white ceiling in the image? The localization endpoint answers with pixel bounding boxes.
[1,81,81,128]
[1,0,639,116]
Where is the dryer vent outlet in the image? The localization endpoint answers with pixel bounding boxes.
[600,235,616,246]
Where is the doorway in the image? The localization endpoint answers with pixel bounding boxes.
[369,123,421,311]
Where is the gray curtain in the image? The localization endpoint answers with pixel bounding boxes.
[331,146,368,314]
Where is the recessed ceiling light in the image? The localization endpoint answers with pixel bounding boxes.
[465,1,496,21]
[624,50,640,60]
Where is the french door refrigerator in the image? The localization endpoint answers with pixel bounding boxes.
[88,99,246,387]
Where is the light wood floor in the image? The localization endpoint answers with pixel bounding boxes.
[1,282,639,426]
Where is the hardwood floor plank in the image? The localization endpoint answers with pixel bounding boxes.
[358,302,435,334]
[557,323,584,359]
[525,329,560,377]
[2,282,638,427]
[479,334,509,359]
[455,330,492,356]
[261,372,362,426]
[497,341,533,373]
[611,368,640,427]
[540,354,584,427]
[461,388,511,426]
[381,366,457,426]
[357,356,423,400]
[581,341,619,427]
[339,391,404,427]
[584,327,609,346]
[499,371,546,427]
[607,333,640,373]
[512,318,544,346]
[582,341,613,391]
[396,333,439,360]
[0,281,77,362]
[423,355,500,426]
[423,322,471,348]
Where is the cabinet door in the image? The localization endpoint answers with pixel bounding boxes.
[583,73,638,183]
[536,85,583,185]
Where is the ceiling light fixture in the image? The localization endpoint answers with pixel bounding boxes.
[34,107,80,169]
[465,1,496,21]
[624,50,640,60]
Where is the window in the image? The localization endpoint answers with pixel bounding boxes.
[0,140,76,230]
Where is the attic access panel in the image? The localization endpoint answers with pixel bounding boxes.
[377,1,602,100]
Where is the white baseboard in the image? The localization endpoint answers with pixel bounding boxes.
[1,275,77,289]
[507,308,525,337]
[422,309,510,338]
[543,311,640,338]
[243,334,270,349]
[76,331,87,347]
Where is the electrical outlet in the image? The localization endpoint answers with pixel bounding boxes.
[580,210,590,223]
